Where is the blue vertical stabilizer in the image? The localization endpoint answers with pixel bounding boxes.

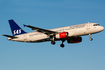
[9,19,26,36]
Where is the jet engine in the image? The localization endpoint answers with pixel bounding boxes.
[56,32,68,39]
[67,36,82,43]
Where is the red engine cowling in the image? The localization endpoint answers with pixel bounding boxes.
[56,32,68,39]
[67,36,82,43]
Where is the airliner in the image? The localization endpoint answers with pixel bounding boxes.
[3,20,104,47]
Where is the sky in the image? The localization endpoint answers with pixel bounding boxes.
[0,0,105,70]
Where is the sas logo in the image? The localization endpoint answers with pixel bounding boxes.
[13,29,22,35]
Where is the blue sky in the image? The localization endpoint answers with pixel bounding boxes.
[0,0,105,70]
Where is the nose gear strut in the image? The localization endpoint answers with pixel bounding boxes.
[89,34,93,41]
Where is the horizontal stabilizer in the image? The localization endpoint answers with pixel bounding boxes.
[3,34,18,39]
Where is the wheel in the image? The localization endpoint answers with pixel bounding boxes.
[51,41,55,45]
[90,38,93,41]
[60,44,65,48]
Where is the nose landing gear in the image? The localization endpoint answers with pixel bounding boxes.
[89,34,93,41]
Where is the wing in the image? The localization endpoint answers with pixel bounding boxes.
[24,25,58,35]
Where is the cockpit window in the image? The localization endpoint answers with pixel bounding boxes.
[93,24,100,26]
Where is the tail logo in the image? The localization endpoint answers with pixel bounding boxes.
[13,29,22,35]
[9,19,27,36]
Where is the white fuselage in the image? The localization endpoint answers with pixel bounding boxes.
[8,23,104,42]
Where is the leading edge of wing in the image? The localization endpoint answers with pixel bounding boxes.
[24,25,58,35]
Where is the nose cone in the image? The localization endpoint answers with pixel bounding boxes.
[101,26,104,31]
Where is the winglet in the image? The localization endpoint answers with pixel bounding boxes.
[23,24,26,27]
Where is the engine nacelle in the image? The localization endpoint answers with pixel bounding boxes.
[67,36,82,43]
[56,32,68,39]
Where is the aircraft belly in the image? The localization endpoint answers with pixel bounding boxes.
[29,34,48,42]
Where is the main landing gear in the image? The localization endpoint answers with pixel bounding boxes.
[51,39,65,48]
[51,41,55,45]
[89,34,93,41]
[60,40,65,48]
[51,40,65,48]
[50,35,66,48]
[51,36,55,45]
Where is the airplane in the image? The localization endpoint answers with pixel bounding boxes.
[3,19,104,48]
